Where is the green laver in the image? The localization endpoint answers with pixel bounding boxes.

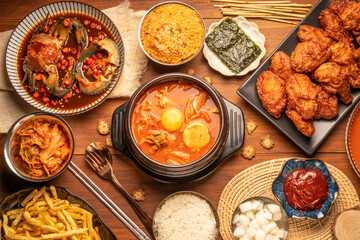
[205,18,262,74]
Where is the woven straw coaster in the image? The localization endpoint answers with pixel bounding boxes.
[218,158,360,240]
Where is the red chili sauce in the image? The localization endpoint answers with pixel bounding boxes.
[283,169,328,212]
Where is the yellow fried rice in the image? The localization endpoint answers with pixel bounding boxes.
[140,3,205,64]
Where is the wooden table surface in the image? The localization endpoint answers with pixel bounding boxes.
[1,0,359,239]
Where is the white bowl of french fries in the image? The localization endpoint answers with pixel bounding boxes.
[0,186,117,239]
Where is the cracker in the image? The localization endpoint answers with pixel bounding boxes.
[97,120,110,135]
[132,188,146,202]
[241,145,256,160]
[187,69,195,75]
[202,75,213,84]
[246,120,258,135]
[260,135,274,149]
[105,137,113,147]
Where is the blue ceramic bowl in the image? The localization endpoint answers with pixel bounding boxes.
[272,158,339,219]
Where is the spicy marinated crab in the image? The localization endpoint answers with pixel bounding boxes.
[22,16,88,98]
[76,39,120,95]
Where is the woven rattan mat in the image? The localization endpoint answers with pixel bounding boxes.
[218,158,360,240]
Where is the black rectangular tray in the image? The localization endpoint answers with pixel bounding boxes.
[237,0,360,155]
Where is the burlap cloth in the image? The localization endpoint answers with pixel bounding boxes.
[0,1,148,133]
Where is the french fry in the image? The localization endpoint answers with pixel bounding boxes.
[49,186,57,199]
[62,209,78,230]
[41,228,88,239]
[24,187,46,209]
[23,211,42,227]
[11,212,23,227]
[20,189,38,207]
[40,225,60,233]
[6,209,24,217]
[43,192,54,210]
[2,186,101,240]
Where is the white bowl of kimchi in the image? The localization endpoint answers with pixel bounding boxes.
[4,112,74,182]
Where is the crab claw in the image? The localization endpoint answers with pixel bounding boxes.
[53,57,76,97]
[72,19,89,52]
[32,13,50,36]
[76,39,120,95]
[49,17,72,46]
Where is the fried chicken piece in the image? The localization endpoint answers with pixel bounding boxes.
[291,40,331,73]
[330,41,358,65]
[269,51,295,80]
[314,62,344,94]
[343,62,360,88]
[314,87,339,120]
[351,24,360,44]
[286,74,319,120]
[319,9,354,43]
[285,106,315,137]
[337,77,353,104]
[330,0,360,30]
[297,25,333,47]
[256,71,287,118]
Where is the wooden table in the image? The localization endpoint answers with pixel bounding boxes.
[1,0,359,239]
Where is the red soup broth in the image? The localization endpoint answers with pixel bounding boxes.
[131,80,221,165]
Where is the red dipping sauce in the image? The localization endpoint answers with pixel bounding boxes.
[283,169,328,212]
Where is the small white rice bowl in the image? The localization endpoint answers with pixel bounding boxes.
[153,192,218,240]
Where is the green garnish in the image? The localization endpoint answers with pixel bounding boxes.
[154,134,161,137]
[170,27,174,35]
[182,42,187,47]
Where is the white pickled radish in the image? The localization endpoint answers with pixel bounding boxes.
[238,214,250,226]
[240,236,251,240]
[249,219,260,230]
[276,229,286,238]
[233,214,241,224]
[266,204,281,215]
[273,212,282,222]
[247,227,257,237]
[256,213,268,225]
[265,235,280,240]
[269,226,280,235]
[245,210,255,220]
[255,229,266,240]
[233,227,246,238]
[264,210,272,220]
[251,200,264,210]
[233,200,285,240]
[262,222,277,233]
[240,201,254,213]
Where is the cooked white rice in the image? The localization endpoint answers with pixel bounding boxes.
[153,193,218,240]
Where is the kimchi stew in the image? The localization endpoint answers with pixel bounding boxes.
[131,80,221,165]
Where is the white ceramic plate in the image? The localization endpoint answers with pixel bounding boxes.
[203,16,266,76]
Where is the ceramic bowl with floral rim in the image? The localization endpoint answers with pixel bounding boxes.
[203,16,266,76]
[272,158,339,219]
[6,1,124,115]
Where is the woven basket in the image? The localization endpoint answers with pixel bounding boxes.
[218,158,360,240]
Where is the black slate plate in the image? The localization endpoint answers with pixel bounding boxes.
[237,0,360,155]
[0,186,117,239]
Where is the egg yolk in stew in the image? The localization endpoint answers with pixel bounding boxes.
[161,109,183,131]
